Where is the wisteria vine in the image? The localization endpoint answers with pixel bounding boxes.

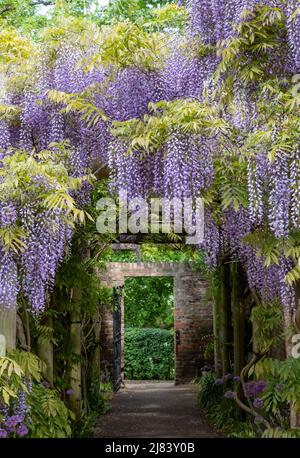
[0,0,299,321]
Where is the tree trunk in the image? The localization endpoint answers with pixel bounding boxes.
[231,262,246,420]
[37,315,54,386]
[231,262,245,377]
[291,282,300,428]
[220,262,231,375]
[69,302,82,420]
[212,271,222,377]
[67,243,90,419]
[91,312,102,382]
[0,304,16,350]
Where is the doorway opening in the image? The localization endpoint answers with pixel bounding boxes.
[100,261,213,388]
[123,277,174,381]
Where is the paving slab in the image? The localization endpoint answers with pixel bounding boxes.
[94,381,221,438]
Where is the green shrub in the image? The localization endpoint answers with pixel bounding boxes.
[124,277,174,330]
[124,327,174,380]
[27,384,75,438]
[198,372,223,410]
[197,372,239,434]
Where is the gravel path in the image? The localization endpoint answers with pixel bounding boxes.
[94,381,220,438]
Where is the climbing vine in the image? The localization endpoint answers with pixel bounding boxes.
[0,0,299,438]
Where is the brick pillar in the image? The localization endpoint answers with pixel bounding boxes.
[100,308,114,381]
[174,274,213,384]
[121,288,125,381]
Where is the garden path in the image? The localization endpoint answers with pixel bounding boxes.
[94,381,220,438]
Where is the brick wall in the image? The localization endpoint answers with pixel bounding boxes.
[99,262,213,384]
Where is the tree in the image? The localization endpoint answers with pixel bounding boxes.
[125,277,174,329]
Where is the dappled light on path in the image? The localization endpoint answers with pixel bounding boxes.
[94,382,220,438]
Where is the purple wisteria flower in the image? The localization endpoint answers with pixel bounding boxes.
[253,398,264,409]
[244,381,267,397]
[233,376,241,383]
[224,390,235,399]
[16,425,29,437]
[224,373,233,381]
[215,378,224,386]
[254,416,264,425]
[6,415,22,428]
[65,389,74,396]
[244,381,256,397]
[256,381,267,393]
[0,429,7,438]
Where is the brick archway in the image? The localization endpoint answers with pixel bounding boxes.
[99,262,213,385]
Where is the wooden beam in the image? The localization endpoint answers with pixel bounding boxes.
[0,304,16,350]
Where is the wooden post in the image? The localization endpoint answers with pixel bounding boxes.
[67,242,90,420]
[220,262,231,375]
[0,334,6,356]
[295,281,300,333]
[91,311,102,382]
[212,270,222,377]
[231,262,245,377]
[69,297,82,420]
[0,304,16,350]
[291,282,300,428]
[231,262,246,420]
[37,315,54,386]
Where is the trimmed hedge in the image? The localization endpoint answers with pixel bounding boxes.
[124,327,174,380]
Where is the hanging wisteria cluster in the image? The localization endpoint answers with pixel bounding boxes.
[0,42,108,314]
[0,0,299,317]
[0,386,31,438]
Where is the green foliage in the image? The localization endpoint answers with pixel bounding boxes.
[243,229,300,290]
[228,422,257,438]
[141,244,206,265]
[262,427,300,438]
[100,242,206,265]
[228,357,300,436]
[0,102,21,123]
[125,277,174,329]
[1,0,298,439]
[8,349,43,382]
[53,238,113,394]
[73,380,112,437]
[197,372,237,433]
[0,27,32,65]
[99,0,173,26]
[197,371,223,410]
[215,5,286,90]
[112,99,228,153]
[48,88,110,127]
[124,327,174,380]
[145,3,187,31]
[203,338,215,360]
[255,357,300,413]
[27,384,75,438]
[34,322,58,347]
[101,248,137,262]
[81,20,167,72]
[55,239,113,316]
[250,302,284,353]
[0,1,48,35]
[0,350,75,439]
[0,356,26,405]
[88,380,112,416]
[0,144,93,253]
[213,149,249,212]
